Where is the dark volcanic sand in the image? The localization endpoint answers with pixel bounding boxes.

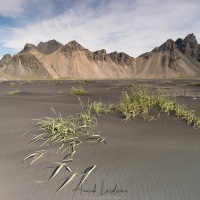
[0,79,200,200]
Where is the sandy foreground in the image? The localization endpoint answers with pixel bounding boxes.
[0,79,200,200]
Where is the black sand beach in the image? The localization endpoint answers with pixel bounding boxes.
[0,79,200,200]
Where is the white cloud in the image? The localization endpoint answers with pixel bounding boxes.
[0,0,28,18]
[2,0,200,57]
[0,0,63,19]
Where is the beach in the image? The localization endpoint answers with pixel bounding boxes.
[0,79,200,200]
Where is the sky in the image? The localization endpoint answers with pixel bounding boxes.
[0,0,200,59]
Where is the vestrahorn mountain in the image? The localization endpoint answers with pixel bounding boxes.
[136,33,200,78]
[0,33,200,79]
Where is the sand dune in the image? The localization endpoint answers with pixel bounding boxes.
[0,79,200,200]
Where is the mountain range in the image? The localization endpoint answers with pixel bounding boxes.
[0,33,200,79]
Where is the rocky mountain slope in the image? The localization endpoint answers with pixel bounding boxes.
[0,33,200,79]
[175,33,200,62]
[0,53,49,78]
[136,34,200,78]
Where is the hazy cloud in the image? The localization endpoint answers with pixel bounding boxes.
[1,0,200,58]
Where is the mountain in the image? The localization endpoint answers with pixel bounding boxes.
[0,53,49,78]
[20,39,63,54]
[7,40,136,79]
[0,33,200,79]
[175,33,200,62]
[136,34,200,78]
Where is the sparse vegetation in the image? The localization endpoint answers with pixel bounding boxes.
[77,80,90,85]
[88,100,115,116]
[10,82,16,86]
[58,90,64,94]
[14,80,34,85]
[156,97,200,128]
[116,84,200,128]
[20,82,200,194]
[49,80,62,86]
[7,89,20,96]
[189,82,200,87]
[28,80,34,84]
[70,87,88,95]
[21,103,110,192]
[53,80,62,85]
[117,84,157,121]
[19,81,27,85]
[168,82,175,86]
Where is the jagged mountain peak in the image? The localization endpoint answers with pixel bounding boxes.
[136,33,200,78]
[175,33,199,59]
[61,40,89,56]
[108,51,135,66]
[138,39,177,60]
[64,40,87,50]
[183,33,198,51]
[184,33,197,43]
[37,39,63,54]
[158,39,177,52]
[0,54,12,68]
[175,33,198,49]
[20,40,63,55]
[1,54,12,61]
[20,43,37,53]
[88,49,108,61]
[37,39,62,47]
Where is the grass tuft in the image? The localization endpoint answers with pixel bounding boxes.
[77,80,90,85]
[10,82,16,86]
[116,83,200,128]
[70,87,88,95]
[22,102,110,192]
[88,100,115,116]
[58,90,64,94]
[7,89,20,96]
[189,82,200,87]
[117,84,156,121]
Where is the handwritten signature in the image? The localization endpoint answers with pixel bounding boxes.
[72,180,128,199]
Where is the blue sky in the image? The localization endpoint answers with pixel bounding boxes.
[0,0,200,59]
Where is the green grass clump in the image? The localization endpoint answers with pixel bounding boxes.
[117,84,157,121]
[51,80,62,86]
[156,97,200,128]
[117,84,200,128]
[18,80,34,85]
[7,89,20,96]
[34,109,97,147]
[189,82,200,86]
[77,80,90,85]
[19,81,26,85]
[10,82,16,86]
[58,90,64,94]
[88,100,115,116]
[48,80,62,86]
[70,87,88,95]
[55,80,62,85]
[27,80,34,84]
[21,103,110,192]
